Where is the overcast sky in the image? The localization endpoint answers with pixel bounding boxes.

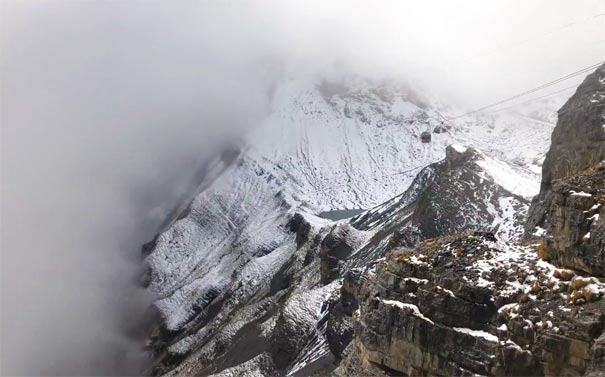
[1,1,604,376]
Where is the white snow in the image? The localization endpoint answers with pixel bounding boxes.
[585,283,605,296]
[491,196,526,242]
[585,203,601,212]
[501,340,526,352]
[408,255,429,266]
[499,303,519,315]
[285,281,341,376]
[453,327,499,342]
[475,152,539,198]
[381,299,434,324]
[532,226,547,237]
[403,277,430,284]
[451,144,468,153]
[558,305,572,312]
[570,190,592,197]
[435,285,456,297]
[475,276,494,288]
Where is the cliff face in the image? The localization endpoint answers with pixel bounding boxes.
[337,234,604,377]
[539,64,605,188]
[526,63,605,276]
[536,165,604,275]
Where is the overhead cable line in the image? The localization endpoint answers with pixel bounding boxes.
[486,84,578,114]
[449,60,604,119]
[333,158,444,188]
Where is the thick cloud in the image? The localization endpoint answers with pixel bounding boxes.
[1,1,604,375]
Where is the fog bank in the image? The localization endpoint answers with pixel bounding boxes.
[1,1,604,375]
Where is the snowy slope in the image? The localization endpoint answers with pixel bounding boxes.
[243,78,554,211]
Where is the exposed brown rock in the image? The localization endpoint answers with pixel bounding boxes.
[336,234,605,376]
[531,165,605,276]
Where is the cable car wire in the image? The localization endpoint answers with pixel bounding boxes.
[449,60,604,119]
[333,158,445,188]
[486,84,578,114]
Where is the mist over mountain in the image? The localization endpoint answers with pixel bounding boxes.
[1,1,604,376]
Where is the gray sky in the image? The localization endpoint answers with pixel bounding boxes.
[1,1,604,376]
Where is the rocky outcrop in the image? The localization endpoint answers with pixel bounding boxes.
[319,224,367,284]
[350,144,533,265]
[337,233,605,376]
[526,63,605,276]
[535,164,604,275]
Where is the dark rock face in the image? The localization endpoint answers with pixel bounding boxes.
[588,332,605,376]
[526,63,605,231]
[288,212,313,247]
[539,64,605,189]
[536,165,604,275]
[410,146,525,241]
[319,224,366,284]
[337,234,605,376]
[526,63,605,276]
[433,124,448,134]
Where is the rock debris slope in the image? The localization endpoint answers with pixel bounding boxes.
[140,74,599,376]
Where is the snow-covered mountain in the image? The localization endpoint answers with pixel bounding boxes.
[142,76,565,375]
[243,77,554,210]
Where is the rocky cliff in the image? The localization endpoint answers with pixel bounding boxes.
[336,233,604,376]
[531,164,604,276]
[526,63,605,276]
[534,64,605,190]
